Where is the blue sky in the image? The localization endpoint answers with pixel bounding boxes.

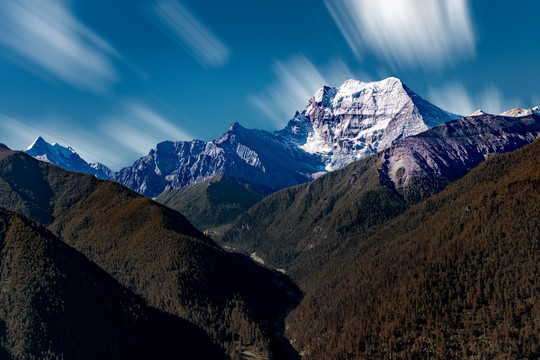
[0,0,538,170]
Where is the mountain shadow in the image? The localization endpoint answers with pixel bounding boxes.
[0,205,225,359]
[0,149,300,360]
[156,174,265,234]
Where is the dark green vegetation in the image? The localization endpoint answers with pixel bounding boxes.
[224,153,404,283]
[223,114,540,286]
[287,139,540,359]
[0,146,300,359]
[221,116,540,358]
[0,112,538,359]
[156,175,264,232]
[0,206,223,359]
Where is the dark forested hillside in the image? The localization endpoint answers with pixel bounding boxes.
[0,147,300,359]
[156,174,264,232]
[0,206,224,359]
[222,114,540,288]
[286,139,540,359]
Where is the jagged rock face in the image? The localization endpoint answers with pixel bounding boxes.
[26,78,467,198]
[278,77,461,170]
[377,114,540,200]
[111,123,324,197]
[25,137,112,179]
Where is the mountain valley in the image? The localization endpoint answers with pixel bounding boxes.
[5,79,540,360]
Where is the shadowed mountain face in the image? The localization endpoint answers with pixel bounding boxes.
[218,114,539,358]
[222,114,540,282]
[0,149,300,359]
[156,174,265,232]
[111,123,324,197]
[287,139,540,359]
[0,206,225,360]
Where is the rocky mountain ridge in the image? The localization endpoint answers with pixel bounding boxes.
[278,77,460,170]
[25,78,461,198]
[222,113,540,272]
[25,136,112,179]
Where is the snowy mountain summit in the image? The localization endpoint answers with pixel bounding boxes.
[498,106,540,117]
[111,77,460,197]
[24,78,463,197]
[279,77,461,170]
[25,136,112,179]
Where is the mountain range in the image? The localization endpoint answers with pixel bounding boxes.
[222,113,540,274]
[26,78,459,197]
[0,144,300,359]
[2,76,539,358]
[0,203,223,359]
[287,137,540,359]
[220,113,539,358]
[26,136,112,179]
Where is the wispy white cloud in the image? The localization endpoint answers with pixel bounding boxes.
[0,0,120,92]
[99,102,194,159]
[325,0,477,68]
[0,103,193,170]
[531,95,540,107]
[0,113,126,167]
[149,0,230,67]
[428,82,522,115]
[427,82,474,116]
[250,55,367,127]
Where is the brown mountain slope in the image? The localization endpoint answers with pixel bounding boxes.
[0,205,224,359]
[287,139,540,359]
[0,148,300,359]
[222,114,540,290]
[156,174,265,233]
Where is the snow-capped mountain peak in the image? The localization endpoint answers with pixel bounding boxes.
[26,136,46,150]
[471,109,488,116]
[27,77,466,198]
[498,107,540,117]
[25,137,112,179]
[282,77,461,170]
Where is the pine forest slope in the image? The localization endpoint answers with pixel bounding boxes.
[0,146,300,359]
[287,138,540,359]
[0,205,224,359]
[156,174,264,231]
[222,114,540,285]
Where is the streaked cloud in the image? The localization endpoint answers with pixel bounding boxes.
[325,0,477,68]
[0,113,126,168]
[99,102,194,159]
[428,82,521,116]
[427,82,474,116]
[0,103,193,170]
[250,56,367,127]
[0,0,120,92]
[149,0,230,67]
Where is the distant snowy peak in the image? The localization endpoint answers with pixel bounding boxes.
[25,136,112,179]
[498,106,540,117]
[471,109,488,116]
[280,77,461,170]
[26,136,76,159]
